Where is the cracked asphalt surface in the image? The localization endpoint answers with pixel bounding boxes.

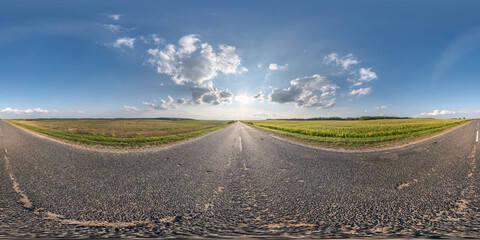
[1,120,480,238]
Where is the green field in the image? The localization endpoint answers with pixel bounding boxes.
[8,119,233,149]
[244,118,472,149]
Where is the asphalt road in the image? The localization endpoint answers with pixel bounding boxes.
[1,120,479,238]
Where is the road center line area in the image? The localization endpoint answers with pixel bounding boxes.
[239,136,242,151]
[1,120,480,238]
[476,130,478,143]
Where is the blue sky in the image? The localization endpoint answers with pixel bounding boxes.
[1,0,480,120]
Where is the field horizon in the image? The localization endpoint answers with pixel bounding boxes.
[3,117,473,151]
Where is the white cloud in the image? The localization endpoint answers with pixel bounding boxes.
[0,107,50,114]
[324,53,360,69]
[351,67,378,86]
[191,81,233,105]
[109,14,121,21]
[269,63,288,71]
[359,68,378,82]
[113,37,135,49]
[349,87,372,96]
[147,34,247,85]
[416,109,456,117]
[123,105,139,112]
[375,105,388,110]
[257,63,263,68]
[143,96,176,110]
[268,74,338,108]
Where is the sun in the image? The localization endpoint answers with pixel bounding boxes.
[235,95,251,105]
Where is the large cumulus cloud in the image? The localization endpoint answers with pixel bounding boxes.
[147,34,247,85]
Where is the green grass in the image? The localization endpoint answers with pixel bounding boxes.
[7,119,232,149]
[243,118,472,150]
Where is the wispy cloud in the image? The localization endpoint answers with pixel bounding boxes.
[324,53,360,70]
[415,109,456,117]
[268,63,288,71]
[0,107,51,114]
[109,14,121,21]
[123,105,139,112]
[101,24,135,34]
[102,24,121,33]
[375,105,388,110]
[349,87,372,96]
[143,96,176,110]
[139,34,164,45]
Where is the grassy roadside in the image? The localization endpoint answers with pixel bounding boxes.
[242,119,473,150]
[7,119,234,149]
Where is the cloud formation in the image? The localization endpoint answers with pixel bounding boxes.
[352,68,378,86]
[147,34,247,85]
[177,98,188,104]
[123,105,139,112]
[0,107,50,114]
[416,109,456,117]
[269,63,288,70]
[113,37,135,49]
[102,24,121,33]
[269,74,338,108]
[375,105,388,110]
[101,24,135,34]
[139,34,164,45]
[252,91,265,101]
[143,96,176,110]
[109,14,121,21]
[191,81,233,105]
[349,87,372,96]
[324,53,360,69]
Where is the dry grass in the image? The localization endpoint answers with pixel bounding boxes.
[8,119,232,149]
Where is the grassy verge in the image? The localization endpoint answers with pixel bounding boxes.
[7,119,233,149]
[242,119,472,150]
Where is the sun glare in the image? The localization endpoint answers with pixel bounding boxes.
[235,95,251,105]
